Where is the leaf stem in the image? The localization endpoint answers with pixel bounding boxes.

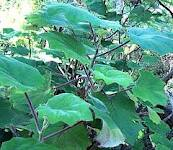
[54,76,87,89]
[96,40,130,57]
[157,0,173,18]
[89,23,99,68]
[24,92,41,134]
[42,121,82,142]
[83,66,94,89]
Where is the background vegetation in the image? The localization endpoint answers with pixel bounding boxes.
[0,0,173,149]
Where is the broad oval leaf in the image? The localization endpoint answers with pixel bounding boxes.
[37,93,93,125]
[132,71,167,106]
[128,27,173,55]
[1,137,57,150]
[0,55,45,92]
[93,64,134,87]
[40,32,90,64]
[96,120,125,148]
[27,3,121,31]
[46,125,91,150]
[93,92,143,145]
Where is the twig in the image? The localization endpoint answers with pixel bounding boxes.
[54,76,87,89]
[10,126,19,137]
[163,111,173,122]
[157,0,173,18]
[107,86,133,97]
[89,23,99,68]
[96,40,130,57]
[24,92,40,133]
[83,66,94,89]
[163,68,173,83]
[103,31,118,40]
[42,121,82,142]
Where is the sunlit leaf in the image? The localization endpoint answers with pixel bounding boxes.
[128,28,173,54]
[0,55,45,92]
[27,3,121,31]
[93,64,134,87]
[148,107,161,124]
[37,93,93,125]
[40,32,90,64]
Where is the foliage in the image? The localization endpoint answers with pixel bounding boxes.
[1,0,173,149]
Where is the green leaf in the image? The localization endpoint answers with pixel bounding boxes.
[40,32,90,64]
[0,55,45,92]
[1,137,57,150]
[151,133,173,149]
[84,0,107,16]
[0,99,30,128]
[37,93,93,125]
[93,64,134,87]
[156,144,170,150]
[2,28,21,40]
[144,118,173,149]
[87,94,108,113]
[132,71,167,106]
[141,55,160,66]
[93,92,143,145]
[90,95,124,147]
[46,125,91,150]
[129,6,152,23]
[9,46,30,56]
[10,89,53,113]
[96,120,125,148]
[148,107,161,124]
[27,3,121,31]
[128,28,173,55]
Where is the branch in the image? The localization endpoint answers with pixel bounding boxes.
[157,0,173,18]
[103,31,118,41]
[83,66,94,89]
[54,76,87,89]
[24,92,40,133]
[96,40,130,57]
[163,68,173,83]
[89,23,99,68]
[42,121,82,142]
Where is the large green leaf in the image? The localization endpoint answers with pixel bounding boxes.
[94,109,125,148]
[0,99,30,128]
[93,64,134,87]
[27,3,121,31]
[37,93,93,125]
[96,120,125,148]
[94,92,143,145]
[89,95,124,148]
[128,27,173,54]
[0,55,45,92]
[46,125,91,150]
[40,32,90,64]
[1,137,57,150]
[132,71,167,106]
